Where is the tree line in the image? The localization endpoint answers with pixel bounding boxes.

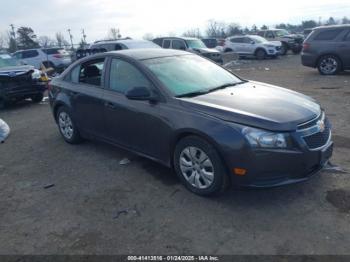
[1,16,349,52]
[183,16,350,38]
[0,27,123,53]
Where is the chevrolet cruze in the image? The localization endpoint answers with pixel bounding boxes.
[49,49,333,196]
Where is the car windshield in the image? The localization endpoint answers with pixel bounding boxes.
[0,54,21,68]
[186,39,206,49]
[143,54,243,97]
[275,29,289,37]
[250,36,268,43]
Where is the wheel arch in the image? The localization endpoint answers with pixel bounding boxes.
[170,129,229,172]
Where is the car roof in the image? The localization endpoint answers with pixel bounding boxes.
[107,48,191,60]
[154,37,199,41]
[314,24,350,30]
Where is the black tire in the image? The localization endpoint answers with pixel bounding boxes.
[56,106,82,144]
[31,93,44,103]
[173,136,229,196]
[279,43,288,56]
[292,47,302,54]
[255,49,266,60]
[317,55,341,75]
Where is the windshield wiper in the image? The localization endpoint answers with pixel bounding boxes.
[207,81,246,93]
[176,81,247,98]
[176,90,209,98]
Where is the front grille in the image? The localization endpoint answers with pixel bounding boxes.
[298,113,322,130]
[302,117,331,150]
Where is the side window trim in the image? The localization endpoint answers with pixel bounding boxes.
[78,58,106,88]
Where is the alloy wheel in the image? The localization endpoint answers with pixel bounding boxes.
[179,147,215,189]
[320,57,338,75]
[58,112,74,140]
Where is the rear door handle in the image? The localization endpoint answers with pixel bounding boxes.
[70,91,79,97]
[105,101,116,109]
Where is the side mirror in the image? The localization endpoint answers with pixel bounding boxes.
[250,41,255,44]
[125,86,158,102]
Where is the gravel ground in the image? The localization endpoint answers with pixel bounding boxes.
[0,54,349,255]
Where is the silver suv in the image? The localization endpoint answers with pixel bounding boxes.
[223,35,281,60]
[89,39,160,51]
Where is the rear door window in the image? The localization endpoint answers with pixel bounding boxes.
[78,59,105,86]
[314,29,344,41]
[230,37,243,43]
[163,39,171,49]
[172,40,186,50]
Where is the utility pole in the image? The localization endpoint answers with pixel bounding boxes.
[81,29,87,46]
[9,24,17,50]
[67,29,74,50]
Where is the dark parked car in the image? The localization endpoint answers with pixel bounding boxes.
[49,49,333,196]
[153,37,222,63]
[201,38,218,48]
[258,29,304,55]
[301,25,350,75]
[0,54,47,108]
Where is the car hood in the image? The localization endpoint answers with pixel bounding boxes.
[267,41,282,47]
[191,48,220,54]
[0,65,34,76]
[178,81,321,131]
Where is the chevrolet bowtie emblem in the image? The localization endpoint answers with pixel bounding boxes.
[317,120,325,132]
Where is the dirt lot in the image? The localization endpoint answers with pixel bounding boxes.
[0,54,350,255]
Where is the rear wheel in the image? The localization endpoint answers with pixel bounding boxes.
[318,55,341,75]
[174,136,229,196]
[56,106,82,144]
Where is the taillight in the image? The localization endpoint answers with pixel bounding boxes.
[53,54,63,58]
[303,43,310,51]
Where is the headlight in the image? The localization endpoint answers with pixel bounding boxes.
[242,127,287,148]
[31,69,41,79]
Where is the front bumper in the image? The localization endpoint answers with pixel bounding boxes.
[225,114,333,188]
[229,142,333,188]
[1,81,47,100]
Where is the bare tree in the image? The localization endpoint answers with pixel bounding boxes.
[183,28,202,38]
[56,32,69,48]
[0,32,8,50]
[225,23,242,37]
[206,20,226,38]
[38,35,56,48]
[108,28,121,40]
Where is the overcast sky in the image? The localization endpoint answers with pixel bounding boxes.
[1,0,350,43]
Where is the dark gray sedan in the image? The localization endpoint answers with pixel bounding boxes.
[49,49,333,196]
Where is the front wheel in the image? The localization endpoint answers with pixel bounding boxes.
[31,93,44,103]
[318,55,341,75]
[174,136,229,196]
[56,106,82,144]
[255,49,266,60]
[279,43,288,56]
